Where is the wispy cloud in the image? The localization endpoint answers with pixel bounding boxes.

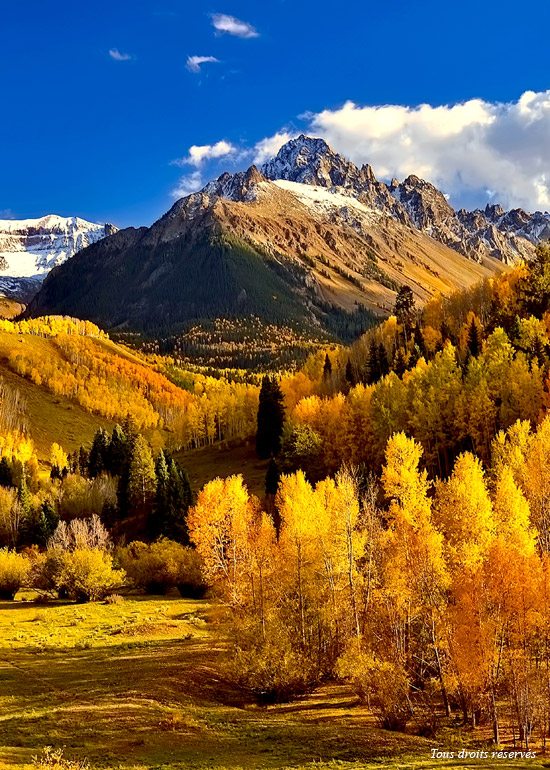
[172,170,204,199]
[211,13,259,38]
[0,209,16,220]
[186,55,220,74]
[171,140,236,198]
[109,48,133,62]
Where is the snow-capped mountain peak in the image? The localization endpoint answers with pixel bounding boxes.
[260,134,377,192]
[0,215,116,300]
[188,134,550,268]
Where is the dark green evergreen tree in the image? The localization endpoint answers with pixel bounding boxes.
[345,358,355,386]
[467,316,482,358]
[256,376,285,459]
[88,428,109,478]
[34,499,59,547]
[108,424,129,476]
[149,451,193,542]
[378,342,390,378]
[78,447,90,476]
[393,285,416,343]
[0,457,12,488]
[323,353,333,381]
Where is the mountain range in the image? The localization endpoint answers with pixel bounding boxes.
[26,136,549,341]
[0,215,115,301]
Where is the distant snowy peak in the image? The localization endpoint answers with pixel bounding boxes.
[0,215,116,301]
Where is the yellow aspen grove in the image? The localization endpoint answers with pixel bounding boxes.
[188,474,256,608]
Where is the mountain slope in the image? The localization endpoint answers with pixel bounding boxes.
[29,135,544,346]
[0,215,115,301]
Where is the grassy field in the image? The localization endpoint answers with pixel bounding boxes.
[176,440,268,499]
[0,363,112,459]
[0,594,547,770]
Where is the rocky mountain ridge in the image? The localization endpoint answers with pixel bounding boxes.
[27,138,507,342]
[203,136,548,266]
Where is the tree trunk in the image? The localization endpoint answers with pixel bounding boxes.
[432,618,451,717]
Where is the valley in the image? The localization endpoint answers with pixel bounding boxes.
[22,136,543,366]
[0,140,549,770]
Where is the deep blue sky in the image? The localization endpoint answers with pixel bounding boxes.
[2,0,549,227]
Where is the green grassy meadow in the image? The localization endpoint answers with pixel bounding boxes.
[0,594,547,770]
[176,441,268,499]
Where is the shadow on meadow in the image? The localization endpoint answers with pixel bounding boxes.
[0,596,547,770]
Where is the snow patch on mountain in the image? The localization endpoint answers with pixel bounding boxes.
[271,179,382,225]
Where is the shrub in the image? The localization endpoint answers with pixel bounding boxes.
[104,593,124,605]
[336,642,413,730]
[176,548,207,598]
[230,623,317,702]
[31,549,66,597]
[55,548,125,602]
[119,539,206,596]
[0,547,30,599]
[32,747,89,770]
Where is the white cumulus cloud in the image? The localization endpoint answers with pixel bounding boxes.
[171,170,204,199]
[297,91,550,211]
[174,140,236,168]
[211,13,259,38]
[186,55,220,73]
[253,131,296,164]
[109,48,133,62]
[171,140,237,198]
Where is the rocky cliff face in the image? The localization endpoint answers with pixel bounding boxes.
[390,174,540,264]
[212,135,547,266]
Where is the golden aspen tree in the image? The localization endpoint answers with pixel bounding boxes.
[433,452,494,573]
[314,468,363,643]
[188,474,254,608]
[520,417,550,552]
[482,468,540,744]
[276,471,322,649]
[50,443,69,474]
[380,433,450,714]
